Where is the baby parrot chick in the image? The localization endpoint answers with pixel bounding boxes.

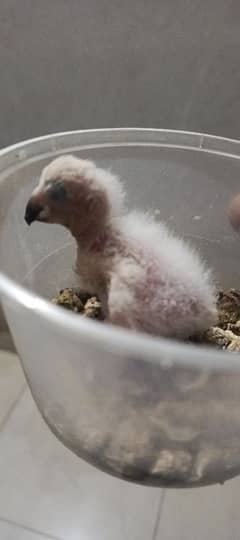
[25,155,217,339]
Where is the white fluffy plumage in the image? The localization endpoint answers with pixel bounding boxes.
[106,211,217,337]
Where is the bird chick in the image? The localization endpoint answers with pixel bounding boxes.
[25,155,217,339]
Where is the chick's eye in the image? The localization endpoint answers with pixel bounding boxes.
[47,181,67,202]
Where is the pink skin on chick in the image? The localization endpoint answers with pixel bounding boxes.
[25,155,217,339]
[228,194,240,233]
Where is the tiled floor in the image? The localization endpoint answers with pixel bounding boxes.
[0,350,240,539]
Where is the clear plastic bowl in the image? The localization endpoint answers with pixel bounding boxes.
[1,128,240,488]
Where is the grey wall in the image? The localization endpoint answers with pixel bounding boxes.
[0,0,240,148]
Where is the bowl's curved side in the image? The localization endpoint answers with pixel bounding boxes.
[1,281,240,488]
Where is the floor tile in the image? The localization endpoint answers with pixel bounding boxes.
[0,519,56,540]
[0,351,26,426]
[156,476,240,540]
[0,390,161,540]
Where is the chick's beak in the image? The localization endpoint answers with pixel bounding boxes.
[24,199,42,225]
[24,197,49,225]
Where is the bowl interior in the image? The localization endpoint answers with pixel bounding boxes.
[0,136,239,300]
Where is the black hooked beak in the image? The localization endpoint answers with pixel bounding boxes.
[24,200,44,225]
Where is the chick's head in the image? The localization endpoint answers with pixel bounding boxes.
[25,155,125,242]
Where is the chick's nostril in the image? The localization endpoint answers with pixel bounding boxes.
[24,201,43,225]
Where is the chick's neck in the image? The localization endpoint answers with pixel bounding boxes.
[70,220,119,256]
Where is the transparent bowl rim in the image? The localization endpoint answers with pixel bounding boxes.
[1,127,240,372]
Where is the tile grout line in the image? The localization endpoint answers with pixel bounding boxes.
[151,489,167,540]
[0,516,64,540]
[0,386,65,540]
[0,383,27,433]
